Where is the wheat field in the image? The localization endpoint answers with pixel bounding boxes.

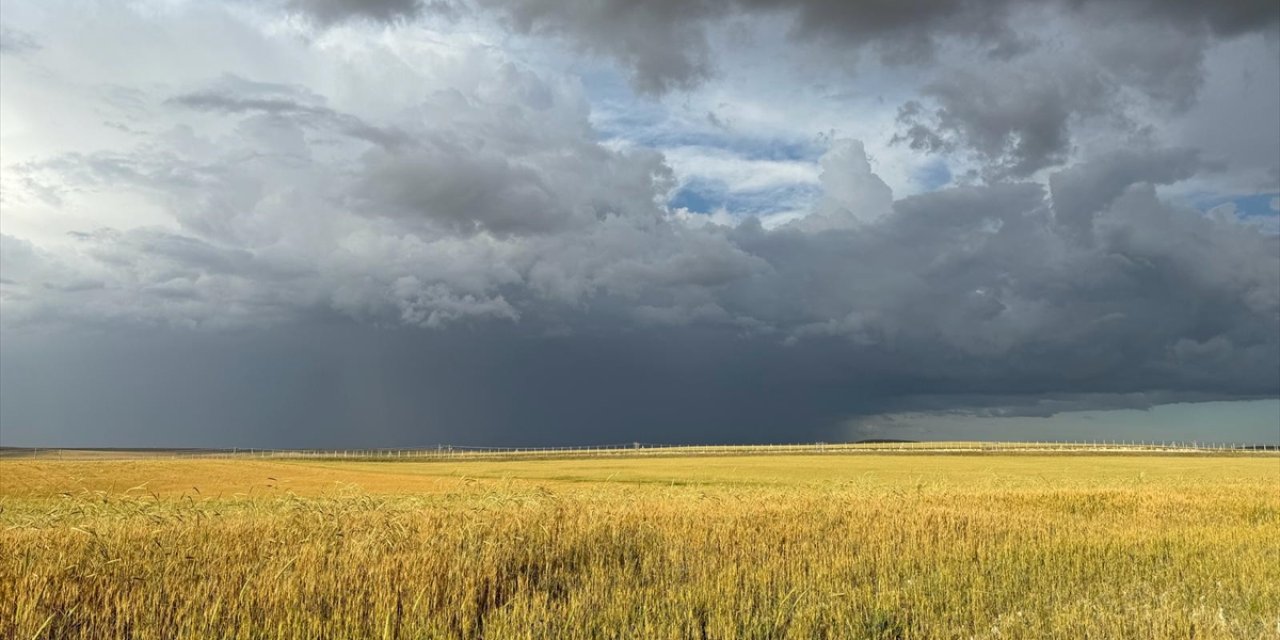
[1,452,1277,639]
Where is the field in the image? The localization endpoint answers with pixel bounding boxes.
[2,451,1278,639]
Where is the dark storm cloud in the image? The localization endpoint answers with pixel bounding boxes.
[477,0,1278,94]
[4,129,1276,445]
[890,20,1219,178]
[1049,147,1203,242]
[477,0,718,95]
[477,0,1276,176]
[748,0,1279,56]
[1068,0,1280,38]
[477,0,1031,92]
[478,0,1024,94]
[891,72,1087,179]
[858,391,1267,420]
[285,0,425,25]
[0,323,857,447]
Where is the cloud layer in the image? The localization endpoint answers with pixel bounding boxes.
[1,0,1276,445]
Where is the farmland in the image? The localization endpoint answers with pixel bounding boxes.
[2,450,1278,639]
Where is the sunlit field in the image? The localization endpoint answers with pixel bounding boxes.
[2,452,1277,639]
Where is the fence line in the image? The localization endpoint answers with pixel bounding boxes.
[10,439,1273,460]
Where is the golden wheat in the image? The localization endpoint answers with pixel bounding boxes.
[1,453,1277,639]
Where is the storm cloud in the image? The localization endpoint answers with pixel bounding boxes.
[483,0,1278,91]
[481,0,1277,177]
[0,1,1276,446]
[285,0,427,26]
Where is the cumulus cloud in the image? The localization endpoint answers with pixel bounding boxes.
[792,139,893,230]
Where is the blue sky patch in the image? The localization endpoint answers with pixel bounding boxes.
[1191,192,1280,217]
[670,180,821,216]
[912,158,952,192]
[670,184,720,213]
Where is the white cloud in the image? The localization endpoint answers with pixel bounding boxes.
[662,145,819,194]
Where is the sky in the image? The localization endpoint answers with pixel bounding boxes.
[0,0,1278,448]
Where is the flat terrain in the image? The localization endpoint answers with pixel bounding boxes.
[2,452,1277,638]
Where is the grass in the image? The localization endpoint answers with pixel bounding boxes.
[1,452,1277,638]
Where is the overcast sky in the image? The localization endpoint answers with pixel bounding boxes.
[1,0,1277,448]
